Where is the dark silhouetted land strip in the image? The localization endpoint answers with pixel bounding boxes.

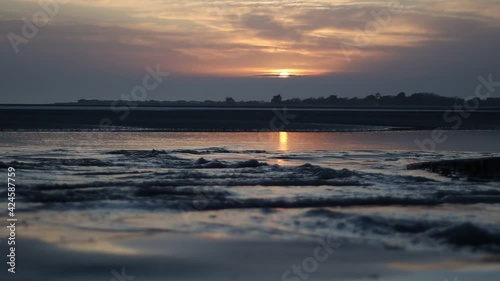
[2,106,500,131]
[58,93,500,108]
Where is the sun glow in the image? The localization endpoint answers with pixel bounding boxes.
[279,71,290,78]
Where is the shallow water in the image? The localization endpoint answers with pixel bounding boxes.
[1,131,500,253]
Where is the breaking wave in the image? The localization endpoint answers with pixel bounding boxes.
[4,146,500,253]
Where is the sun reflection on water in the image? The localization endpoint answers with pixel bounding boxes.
[278,132,289,151]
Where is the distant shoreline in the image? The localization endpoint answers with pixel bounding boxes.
[3,104,490,109]
[3,92,499,109]
[2,107,500,131]
[2,104,500,110]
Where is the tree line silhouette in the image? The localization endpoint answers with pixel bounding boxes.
[72,92,500,107]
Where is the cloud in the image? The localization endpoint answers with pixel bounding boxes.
[240,13,302,41]
[0,0,499,103]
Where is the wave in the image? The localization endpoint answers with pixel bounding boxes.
[193,158,268,169]
[0,160,46,170]
[135,186,230,198]
[107,148,268,156]
[170,195,500,211]
[172,147,267,155]
[1,158,113,169]
[106,149,183,159]
[429,223,500,251]
[20,187,132,204]
[16,180,500,208]
[302,208,500,252]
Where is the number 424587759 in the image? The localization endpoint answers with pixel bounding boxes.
[7,167,15,216]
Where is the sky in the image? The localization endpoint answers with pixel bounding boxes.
[1,0,500,103]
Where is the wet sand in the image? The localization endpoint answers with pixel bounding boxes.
[4,234,500,281]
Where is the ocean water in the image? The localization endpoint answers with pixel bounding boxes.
[1,131,500,254]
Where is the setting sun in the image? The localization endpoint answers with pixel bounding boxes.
[279,71,290,78]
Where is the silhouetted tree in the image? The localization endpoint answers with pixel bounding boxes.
[326,95,338,104]
[271,94,282,104]
[225,97,235,103]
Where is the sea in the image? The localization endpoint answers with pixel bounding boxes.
[1,130,500,254]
